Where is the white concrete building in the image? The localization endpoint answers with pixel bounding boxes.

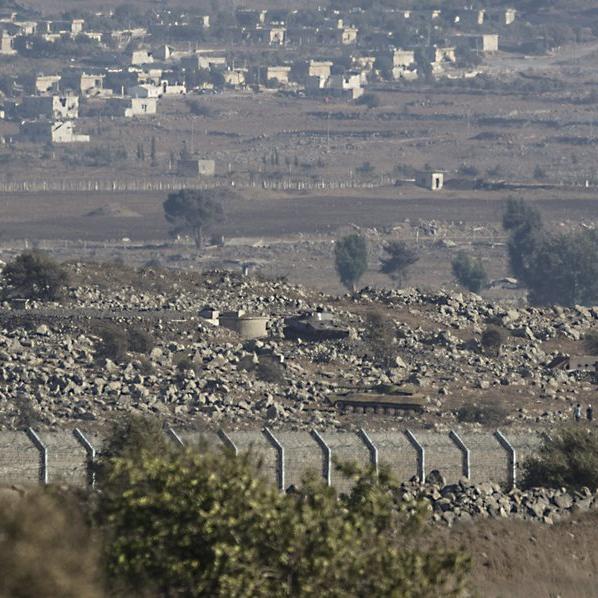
[21,95,79,120]
[21,120,90,143]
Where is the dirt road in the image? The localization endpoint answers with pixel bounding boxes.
[1,187,598,242]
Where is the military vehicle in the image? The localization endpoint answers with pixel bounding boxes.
[330,384,426,415]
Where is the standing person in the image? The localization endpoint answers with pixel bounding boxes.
[574,404,582,422]
[587,404,593,422]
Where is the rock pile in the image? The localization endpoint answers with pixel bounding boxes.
[0,263,596,429]
[399,477,598,526]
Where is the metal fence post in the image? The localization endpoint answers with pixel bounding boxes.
[73,428,96,488]
[358,428,379,475]
[405,429,425,482]
[217,429,238,456]
[263,427,285,492]
[26,428,48,485]
[167,427,185,447]
[495,430,517,489]
[310,429,332,486]
[449,430,471,479]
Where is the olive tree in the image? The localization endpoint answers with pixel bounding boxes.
[2,250,69,300]
[163,188,227,249]
[451,251,487,293]
[380,241,419,286]
[334,234,368,291]
[502,199,598,306]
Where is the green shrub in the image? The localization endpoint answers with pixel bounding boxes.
[14,397,41,428]
[93,322,155,362]
[256,357,286,384]
[163,188,227,250]
[379,241,419,286]
[175,354,196,373]
[94,322,128,363]
[98,415,171,473]
[524,230,598,307]
[187,100,213,117]
[334,234,368,291]
[62,145,127,168]
[451,251,488,293]
[481,326,505,356]
[502,199,598,306]
[136,356,155,375]
[522,428,598,490]
[457,164,479,177]
[174,354,202,384]
[2,251,68,301]
[356,93,381,108]
[356,161,375,175]
[456,403,507,427]
[97,442,470,596]
[127,326,155,354]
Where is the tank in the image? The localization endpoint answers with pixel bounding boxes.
[330,384,426,416]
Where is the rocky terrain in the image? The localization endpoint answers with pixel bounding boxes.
[401,474,598,526]
[0,261,596,430]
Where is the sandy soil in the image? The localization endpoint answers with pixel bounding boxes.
[435,512,598,597]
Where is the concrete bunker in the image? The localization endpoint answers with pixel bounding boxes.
[219,310,269,339]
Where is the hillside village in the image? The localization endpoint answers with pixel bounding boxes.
[4,4,598,595]
[0,3,538,146]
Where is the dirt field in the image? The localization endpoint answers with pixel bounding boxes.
[437,512,598,597]
[1,187,598,295]
[2,187,598,241]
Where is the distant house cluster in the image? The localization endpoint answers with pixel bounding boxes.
[0,4,515,148]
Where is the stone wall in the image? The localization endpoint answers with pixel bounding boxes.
[0,429,542,490]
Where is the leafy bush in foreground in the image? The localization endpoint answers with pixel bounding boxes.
[97,419,469,597]
[0,416,470,597]
[0,490,102,598]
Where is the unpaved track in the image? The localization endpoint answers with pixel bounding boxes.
[2,188,598,242]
